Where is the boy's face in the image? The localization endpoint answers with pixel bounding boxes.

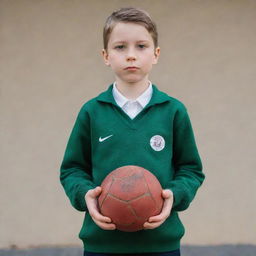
[102,22,160,85]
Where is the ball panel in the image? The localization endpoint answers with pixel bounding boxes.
[98,175,114,208]
[130,194,158,219]
[100,195,135,226]
[111,166,142,178]
[143,170,164,212]
[109,174,147,201]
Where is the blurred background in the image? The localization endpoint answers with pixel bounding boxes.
[1,0,256,250]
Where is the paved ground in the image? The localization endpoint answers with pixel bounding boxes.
[0,245,256,256]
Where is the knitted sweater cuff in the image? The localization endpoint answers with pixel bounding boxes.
[168,185,190,211]
[76,185,94,212]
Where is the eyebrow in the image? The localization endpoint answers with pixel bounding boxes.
[112,40,150,45]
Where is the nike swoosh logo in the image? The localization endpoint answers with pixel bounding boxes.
[99,135,113,142]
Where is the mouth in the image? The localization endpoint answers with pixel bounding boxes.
[124,66,139,71]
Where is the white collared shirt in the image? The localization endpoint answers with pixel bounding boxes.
[112,82,153,119]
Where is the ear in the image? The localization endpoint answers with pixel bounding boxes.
[153,47,160,64]
[102,49,110,66]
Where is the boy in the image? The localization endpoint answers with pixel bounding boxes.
[60,7,204,256]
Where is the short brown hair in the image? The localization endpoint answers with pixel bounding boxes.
[103,7,158,50]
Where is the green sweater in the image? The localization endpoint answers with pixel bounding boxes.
[60,84,204,253]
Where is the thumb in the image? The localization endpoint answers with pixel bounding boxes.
[92,186,102,197]
[162,189,173,199]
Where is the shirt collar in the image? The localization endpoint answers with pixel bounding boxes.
[112,83,128,108]
[96,83,170,107]
[112,82,153,108]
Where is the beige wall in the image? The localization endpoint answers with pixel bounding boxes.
[1,0,256,248]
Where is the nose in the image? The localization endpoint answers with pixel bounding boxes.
[126,48,137,61]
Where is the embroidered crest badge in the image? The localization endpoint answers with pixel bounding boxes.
[150,135,165,151]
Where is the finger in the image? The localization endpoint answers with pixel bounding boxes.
[90,209,112,223]
[93,186,102,196]
[143,220,164,229]
[87,196,112,223]
[148,212,168,223]
[93,217,116,230]
[148,196,172,223]
[88,186,102,198]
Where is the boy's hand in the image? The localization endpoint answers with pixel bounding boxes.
[85,186,116,230]
[143,189,173,230]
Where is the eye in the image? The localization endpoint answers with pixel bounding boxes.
[115,45,125,50]
[137,44,146,49]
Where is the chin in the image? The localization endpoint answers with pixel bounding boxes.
[124,80,143,85]
[121,76,145,84]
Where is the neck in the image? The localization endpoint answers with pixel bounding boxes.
[115,79,150,100]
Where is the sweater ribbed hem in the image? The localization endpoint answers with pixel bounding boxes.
[82,240,180,254]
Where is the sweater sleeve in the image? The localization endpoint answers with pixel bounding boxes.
[60,105,95,212]
[167,104,205,211]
